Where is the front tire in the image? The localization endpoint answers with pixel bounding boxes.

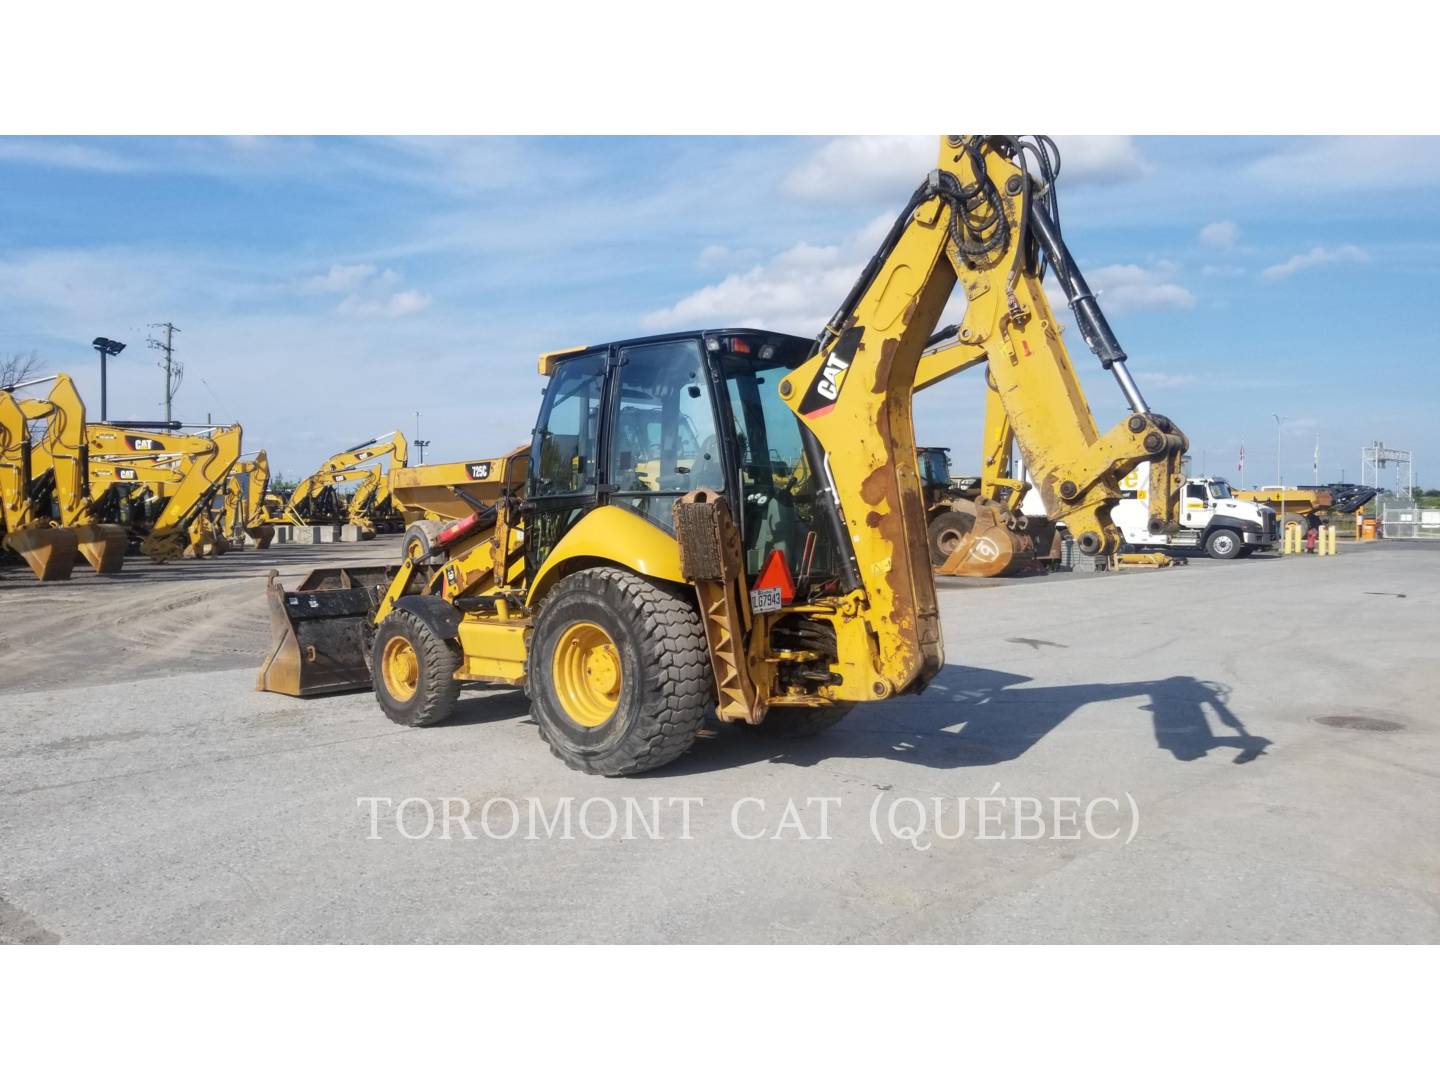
[531,567,711,776]
[372,609,462,727]
[1205,528,1242,560]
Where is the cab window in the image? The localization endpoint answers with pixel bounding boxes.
[609,339,723,529]
[530,352,605,497]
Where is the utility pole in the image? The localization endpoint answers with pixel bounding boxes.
[147,322,182,423]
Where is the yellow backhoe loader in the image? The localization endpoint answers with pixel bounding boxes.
[20,374,130,574]
[258,135,1188,776]
[0,378,81,580]
[276,430,408,529]
[85,422,244,562]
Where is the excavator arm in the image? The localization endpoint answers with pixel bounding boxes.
[24,374,130,573]
[782,136,1187,694]
[219,451,274,546]
[283,430,408,527]
[0,382,81,579]
[86,421,244,561]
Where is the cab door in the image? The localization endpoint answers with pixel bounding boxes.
[1181,481,1210,528]
[526,350,609,572]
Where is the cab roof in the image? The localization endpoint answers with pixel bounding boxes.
[538,328,814,374]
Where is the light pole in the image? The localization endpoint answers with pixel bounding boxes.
[1272,413,1285,487]
[413,410,430,464]
[92,337,126,421]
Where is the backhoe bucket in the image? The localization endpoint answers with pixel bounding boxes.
[74,523,128,574]
[256,565,398,697]
[246,524,275,549]
[935,505,1036,578]
[4,526,80,581]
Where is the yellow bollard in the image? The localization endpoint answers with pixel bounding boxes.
[1283,521,1301,554]
[1325,525,1337,556]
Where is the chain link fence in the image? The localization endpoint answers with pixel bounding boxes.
[1378,496,1440,541]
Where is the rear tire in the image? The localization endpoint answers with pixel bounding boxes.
[372,609,462,727]
[927,508,976,566]
[1205,528,1242,560]
[402,520,446,565]
[530,567,711,776]
[754,703,854,738]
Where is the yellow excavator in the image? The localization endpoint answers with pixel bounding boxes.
[219,451,275,548]
[258,135,1188,776]
[19,373,130,574]
[276,431,408,529]
[85,421,245,562]
[0,378,82,580]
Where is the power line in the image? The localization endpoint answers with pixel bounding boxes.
[146,322,183,422]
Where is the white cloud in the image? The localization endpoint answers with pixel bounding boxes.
[1057,136,1150,183]
[337,288,432,318]
[0,139,147,173]
[782,136,1148,204]
[300,263,428,317]
[302,263,383,293]
[1247,137,1440,191]
[650,215,1193,333]
[644,214,902,333]
[1260,244,1368,281]
[1199,220,1240,249]
[1054,263,1198,315]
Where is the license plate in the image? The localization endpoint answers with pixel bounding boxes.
[749,586,783,614]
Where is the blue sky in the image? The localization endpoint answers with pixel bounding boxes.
[1,135,1436,488]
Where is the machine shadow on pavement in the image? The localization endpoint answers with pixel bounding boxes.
[443,688,535,727]
[662,664,1272,776]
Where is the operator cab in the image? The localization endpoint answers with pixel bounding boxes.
[918,447,953,492]
[528,329,842,596]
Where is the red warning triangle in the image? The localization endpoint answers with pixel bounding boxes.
[755,548,796,605]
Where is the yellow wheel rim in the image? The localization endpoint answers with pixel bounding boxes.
[381,635,421,702]
[406,537,425,561]
[551,620,622,728]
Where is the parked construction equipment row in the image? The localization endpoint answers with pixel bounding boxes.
[1,372,413,583]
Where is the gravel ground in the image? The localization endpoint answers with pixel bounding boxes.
[1,538,1436,943]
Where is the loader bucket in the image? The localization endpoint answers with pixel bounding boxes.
[246,524,275,549]
[4,526,80,581]
[256,565,399,697]
[74,523,128,574]
[935,506,1036,578]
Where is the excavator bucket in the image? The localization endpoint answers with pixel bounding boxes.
[73,523,128,574]
[935,504,1036,578]
[246,524,275,549]
[4,526,80,581]
[256,565,398,697]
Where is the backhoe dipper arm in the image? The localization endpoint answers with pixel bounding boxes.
[909,140,1189,549]
[782,136,1187,694]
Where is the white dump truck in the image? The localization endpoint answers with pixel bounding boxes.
[1111,462,1279,559]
